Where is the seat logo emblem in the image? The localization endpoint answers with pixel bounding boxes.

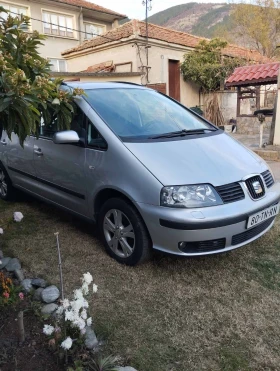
[252,181,263,194]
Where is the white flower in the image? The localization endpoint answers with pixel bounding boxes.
[83,272,93,285]
[92,284,98,293]
[62,298,70,308]
[56,306,64,317]
[81,309,87,320]
[65,309,78,322]
[52,98,60,105]
[74,289,83,300]
[72,317,86,330]
[14,212,24,222]
[86,317,92,327]
[43,324,55,336]
[0,228,3,234]
[82,282,89,295]
[71,299,84,312]
[61,337,73,350]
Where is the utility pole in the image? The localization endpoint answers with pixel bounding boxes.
[142,0,152,84]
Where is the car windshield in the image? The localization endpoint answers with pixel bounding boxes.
[85,88,214,140]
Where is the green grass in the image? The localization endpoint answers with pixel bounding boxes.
[1,195,280,370]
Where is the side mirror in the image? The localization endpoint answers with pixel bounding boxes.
[53,130,80,144]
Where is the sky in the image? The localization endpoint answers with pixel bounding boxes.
[94,0,226,19]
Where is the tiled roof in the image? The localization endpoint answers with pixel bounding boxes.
[84,60,115,72]
[62,19,269,63]
[53,0,126,17]
[226,62,279,86]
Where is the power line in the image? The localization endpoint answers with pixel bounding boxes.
[3,9,120,42]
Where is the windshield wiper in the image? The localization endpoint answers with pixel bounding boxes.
[149,128,216,140]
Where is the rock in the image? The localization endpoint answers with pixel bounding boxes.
[0,257,11,269]
[21,279,33,293]
[41,303,58,315]
[33,287,44,301]
[41,285,60,303]
[0,250,3,259]
[14,269,25,282]
[32,278,47,288]
[5,258,21,272]
[116,368,138,371]
[85,326,98,349]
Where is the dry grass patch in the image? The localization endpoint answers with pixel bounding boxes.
[0,195,280,371]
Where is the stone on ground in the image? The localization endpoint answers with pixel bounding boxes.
[0,250,3,259]
[41,285,60,303]
[15,269,25,282]
[85,326,98,349]
[5,258,21,272]
[33,287,44,301]
[21,278,33,292]
[0,257,11,269]
[32,278,47,288]
[41,303,58,315]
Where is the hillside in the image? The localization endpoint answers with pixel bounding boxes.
[147,3,233,39]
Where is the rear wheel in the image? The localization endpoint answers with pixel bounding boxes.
[0,165,15,201]
[98,198,151,265]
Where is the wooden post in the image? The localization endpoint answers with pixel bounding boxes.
[54,232,64,301]
[18,311,25,342]
[260,123,264,148]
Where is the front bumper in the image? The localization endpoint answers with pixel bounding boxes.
[137,182,280,256]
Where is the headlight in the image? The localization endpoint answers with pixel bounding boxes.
[161,184,223,208]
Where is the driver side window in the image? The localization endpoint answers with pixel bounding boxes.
[87,119,107,150]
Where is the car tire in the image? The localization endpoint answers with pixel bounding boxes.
[98,197,151,265]
[0,164,15,201]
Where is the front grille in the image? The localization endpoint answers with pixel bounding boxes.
[216,182,245,203]
[261,170,274,188]
[178,238,226,253]
[231,217,275,246]
[245,176,265,199]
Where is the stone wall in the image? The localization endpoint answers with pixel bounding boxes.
[236,116,272,135]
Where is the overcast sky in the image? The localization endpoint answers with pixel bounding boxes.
[95,0,226,19]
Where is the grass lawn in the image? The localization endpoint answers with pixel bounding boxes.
[0,194,280,371]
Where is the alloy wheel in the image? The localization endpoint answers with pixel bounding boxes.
[0,169,8,198]
[103,208,135,258]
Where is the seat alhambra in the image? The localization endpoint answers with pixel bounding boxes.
[0,82,279,265]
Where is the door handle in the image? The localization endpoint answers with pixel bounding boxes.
[0,140,7,145]
[34,149,43,156]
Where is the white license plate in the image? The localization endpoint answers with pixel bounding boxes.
[247,203,279,229]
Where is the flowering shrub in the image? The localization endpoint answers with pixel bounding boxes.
[43,272,98,351]
[0,271,22,305]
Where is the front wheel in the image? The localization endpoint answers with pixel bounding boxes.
[0,165,15,201]
[98,198,151,265]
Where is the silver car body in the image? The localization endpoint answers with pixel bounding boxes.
[0,82,279,256]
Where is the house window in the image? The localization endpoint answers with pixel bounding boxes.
[0,2,28,20]
[42,11,74,38]
[49,58,67,72]
[84,22,105,39]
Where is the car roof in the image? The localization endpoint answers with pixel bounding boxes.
[64,82,148,90]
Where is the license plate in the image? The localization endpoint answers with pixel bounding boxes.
[247,203,279,229]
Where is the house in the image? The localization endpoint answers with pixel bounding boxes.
[0,0,126,72]
[61,19,269,109]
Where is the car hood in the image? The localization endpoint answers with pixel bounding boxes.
[124,132,267,186]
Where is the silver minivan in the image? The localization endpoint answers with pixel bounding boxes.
[0,82,279,265]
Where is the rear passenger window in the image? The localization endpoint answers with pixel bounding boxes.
[87,120,107,150]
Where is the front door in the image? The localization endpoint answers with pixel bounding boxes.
[168,59,181,102]
[32,105,88,216]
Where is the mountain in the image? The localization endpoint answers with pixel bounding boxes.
[147,3,232,39]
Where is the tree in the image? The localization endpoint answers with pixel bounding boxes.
[0,9,83,145]
[181,38,243,92]
[231,0,280,59]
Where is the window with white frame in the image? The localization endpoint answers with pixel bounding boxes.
[42,11,74,38]
[49,58,67,72]
[0,2,28,20]
[84,22,105,39]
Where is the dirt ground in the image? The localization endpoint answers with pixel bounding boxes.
[0,195,280,371]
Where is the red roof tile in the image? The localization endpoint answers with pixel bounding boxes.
[53,0,126,18]
[62,19,269,63]
[226,62,279,86]
[84,60,115,72]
